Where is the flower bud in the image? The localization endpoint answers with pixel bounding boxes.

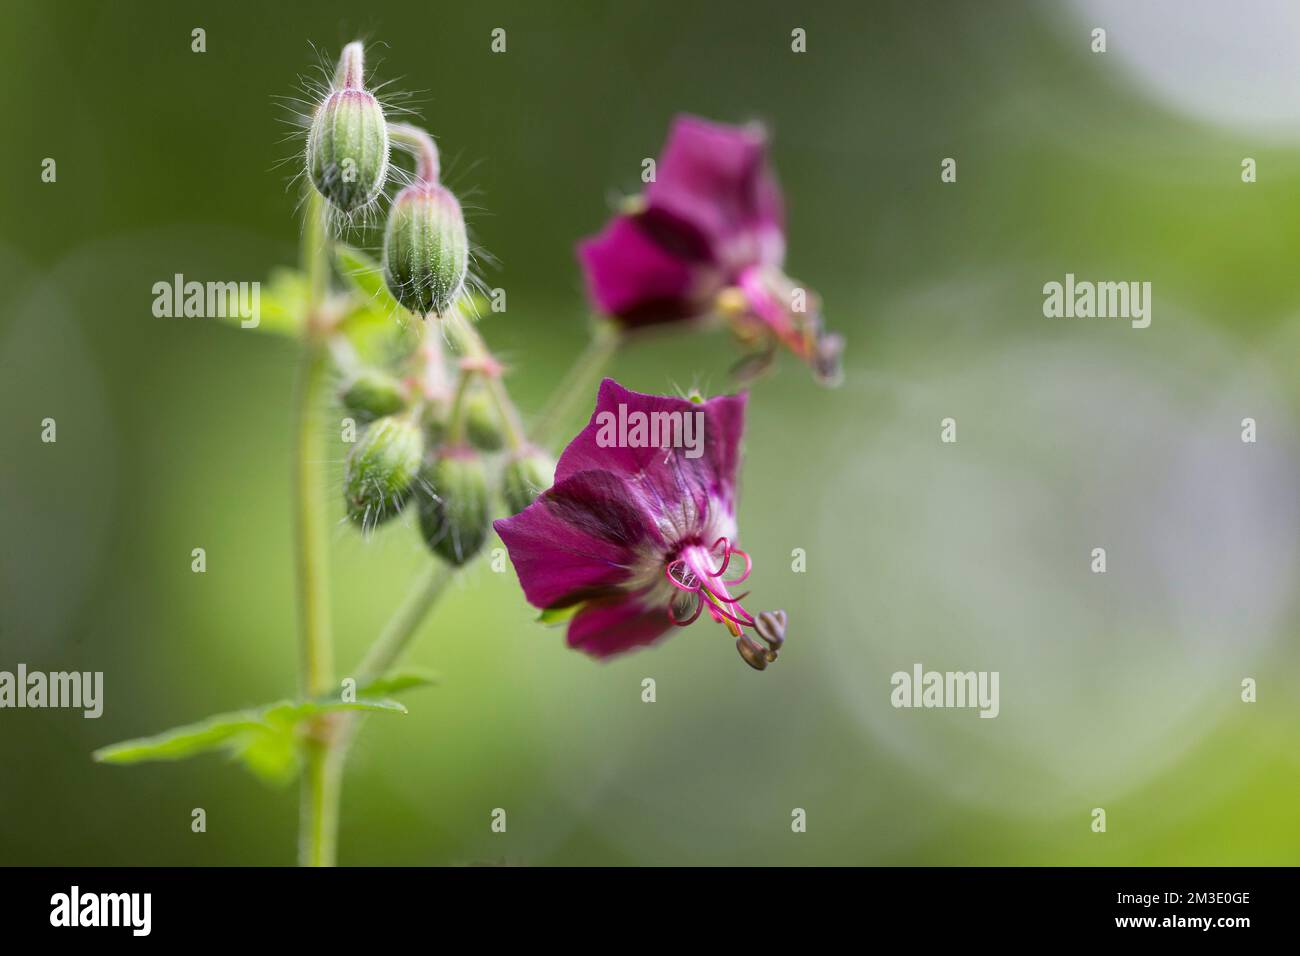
[344,415,423,531]
[306,91,389,214]
[341,369,408,423]
[501,447,556,515]
[383,184,469,317]
[422,411,448,449]
[416,446,490,564]
[464,391,505,451]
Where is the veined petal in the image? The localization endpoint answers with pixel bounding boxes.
[493,468,664,610]
[555,379,747,530]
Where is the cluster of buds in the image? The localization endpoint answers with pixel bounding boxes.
[306,43,553,563]
[337,348,555,563]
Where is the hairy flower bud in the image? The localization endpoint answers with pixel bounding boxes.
[465,391,505,451]
[341,368,408,423]
[501,447,556,515]
[416,446,490,564]
[344,415,423,531]
[383,184,469,317]
[306,43,389,214]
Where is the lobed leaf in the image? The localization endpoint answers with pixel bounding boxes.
[357,668,440,697]
[217,266,308,337]
[93,696,407,786]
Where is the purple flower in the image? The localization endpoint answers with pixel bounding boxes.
[493,379,786,669]
[578,114,843,386]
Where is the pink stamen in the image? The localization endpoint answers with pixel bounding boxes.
[669,543,759,636]
[725,547,752,584]
[708,537,732,577]
[669,594,703,627]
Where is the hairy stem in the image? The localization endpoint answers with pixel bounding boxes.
[387,122,441,184]
[295,189,337,866]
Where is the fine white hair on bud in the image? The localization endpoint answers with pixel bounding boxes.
[306,41,390,214]
[415,446,490,565]
[344,415,424,533]
[383,183,470,317]
[501,447,556,515]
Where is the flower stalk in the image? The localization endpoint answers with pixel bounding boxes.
[444,308,529,452]
[294,189,339,866]
[529,321,622,450]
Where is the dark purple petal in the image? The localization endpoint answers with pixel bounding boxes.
[555,378,747,525]
[493,468,664,610]
[566,594,674,659]
[646,115,785,272]
[576,214,720,326]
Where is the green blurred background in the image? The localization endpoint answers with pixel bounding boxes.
[1,0,1297,865]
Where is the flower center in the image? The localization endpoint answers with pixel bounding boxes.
[664,537,786,669]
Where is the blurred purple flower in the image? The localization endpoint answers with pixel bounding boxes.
[494,379,786,668]
[578,114,843,386]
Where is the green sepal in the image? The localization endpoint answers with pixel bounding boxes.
[537,603,582,627]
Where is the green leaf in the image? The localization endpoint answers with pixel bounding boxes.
[357,668,440,698]
[336,244,401,313]
[92,715,266,764]
[93,696,406,786]
[216,266,307,337]
[339,299,418,366]
[261,697,408,724]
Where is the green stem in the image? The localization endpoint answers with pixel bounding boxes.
[356,560,457,680]
[292,343,334,695]
[445,365,475,446]
[444,309,528,451]
[295,189,337,866]
[299,739,342,866]
[387,122,441,184]
[332,560,457,778]
[529,321,621,449]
